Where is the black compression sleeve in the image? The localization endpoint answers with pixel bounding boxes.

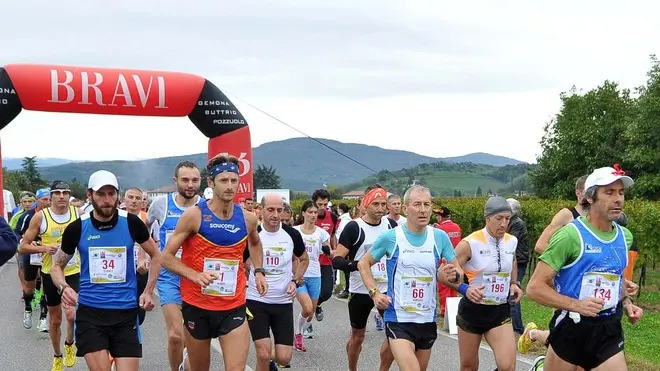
[60,219,82,255]
[127,213,150,244]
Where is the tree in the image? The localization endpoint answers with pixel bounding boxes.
[198,168,208,194]
[476,186,483,197]
[625,54,660,199]
[68,178,87,200]
[3,167,28,197]
[22,156,47,190]
[530,81,634,198]
[253,165,281,189]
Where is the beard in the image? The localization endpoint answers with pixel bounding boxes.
[92,198,118,218]
[178,187,197,200]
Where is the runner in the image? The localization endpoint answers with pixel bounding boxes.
[50,170,161,371]
[311,189,339,321]
[432,206,462,321]
[384,193,406,224]
[526,166,644,371]
[12,192,36,295]
[281,202,293,226]
[161,154,268,371]
[123,187,157,327]
[293,200,331,351]
[358,184,461,371]
[16,189,51,331]
[444,196,523,371]
[147,161,201,371]
[534,175,588,254]
[0,214,18,267]
[332,184,396,371]
[247,193,309,371]
[18,181,81,370]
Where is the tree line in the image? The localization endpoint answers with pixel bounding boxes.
[530,55,660,200]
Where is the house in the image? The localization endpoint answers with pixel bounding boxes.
[341,189,365,199]
[147,185,176,202]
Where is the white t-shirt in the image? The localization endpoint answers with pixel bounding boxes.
[247,224,306,304]
[294,225,330,278]
[383,214,407,225]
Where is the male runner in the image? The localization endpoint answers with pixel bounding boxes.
[358,185,461,371]
[0,215,18,267]
[248,194,309,371]
[19,181,81,371]
[432,206,462,320]
[12,192,36,295]
[51,170,160,371]
[16,189,51,331]
[527,166,644,371]
[312,189,339,319]
[384,194,406,224]
[124,187,154,326]
[162,154,268,371]
[147,161,201,371]
[332,184,396,371]
[534,175,588,254]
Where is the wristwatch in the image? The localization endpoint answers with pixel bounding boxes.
[292,279,303,288]
[57,284,69,295]
[254,268,266,277]
[511,281,522,289]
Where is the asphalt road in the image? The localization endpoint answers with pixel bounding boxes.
[0,260,535,370]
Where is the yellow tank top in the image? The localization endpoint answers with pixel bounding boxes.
[41,205,80,275]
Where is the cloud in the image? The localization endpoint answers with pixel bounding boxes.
[1,1,659,165]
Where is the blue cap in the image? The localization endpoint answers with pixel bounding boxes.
[36,189,50,199]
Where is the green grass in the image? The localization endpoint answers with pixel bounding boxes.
[521,267,660,371]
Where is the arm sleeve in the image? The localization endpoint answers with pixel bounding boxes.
[127,213,150,244]
[539,225,581,272]
[60,219,82,255]
[0,217,18,266]
[435,229,456,262]
[369,229,396,261]
[338,221,360,248]
[147,196,166,225]
[283,225,306,257]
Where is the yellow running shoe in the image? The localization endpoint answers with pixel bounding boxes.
[246,307,254,321]
[51,355,64,371]
[518,322,537,354]
[64,342,77,367]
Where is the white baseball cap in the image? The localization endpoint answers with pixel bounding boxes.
[88,170,119,191]
[584,166,634,190]
[203,187,213,200]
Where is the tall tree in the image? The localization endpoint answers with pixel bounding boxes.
[476,186,483,196]
[625,54,660,199]
[530,81,634,198]
[198,168,208,194]
[253,165,281,189]
[21,156,47,190]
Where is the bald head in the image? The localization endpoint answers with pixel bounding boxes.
[261,193,285,232]
[261,193,284,209]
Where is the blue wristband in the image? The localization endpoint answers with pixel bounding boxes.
[458,283,469,296]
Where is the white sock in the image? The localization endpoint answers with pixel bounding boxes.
[296,312,307,335]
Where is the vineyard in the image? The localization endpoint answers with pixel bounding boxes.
[289,197,660,268]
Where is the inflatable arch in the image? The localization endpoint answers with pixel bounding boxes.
[0,64,253,217]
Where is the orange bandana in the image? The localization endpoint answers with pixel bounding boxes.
[363,188,387,208]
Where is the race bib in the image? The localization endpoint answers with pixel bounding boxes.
[399,276,433,313]
[372,259,388,283]
[202,258,239,296]
[30,253,43,266]
[89,246,127,284]
[263,246,286,276]
[481,272,511,305]
[134,243,140,268]
[165,231,183,259]
[579,272,621,310]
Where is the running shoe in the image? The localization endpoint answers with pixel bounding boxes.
[529,355,544,371]
[269,360,279,371]
[38,317,48,333]
[303,324,313,339]
[23,311,32,329]
[64,342,77,367]
[315,305,324,321]
[51,355,63,371]
[294,334,306,352]
[518,322,537,354]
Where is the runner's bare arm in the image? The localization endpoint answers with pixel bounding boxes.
[439,240,471,289]
[18,212,46,255]
[357,250,379,291]
[244,211,264,270]
[160,207,201,280]
[535,209,572,254]
[526,261,578,311]
[294,251,309,281]
[290,229,309,280]
[139,237,161,294]
[50,250,74,289]
[330,234,337,250]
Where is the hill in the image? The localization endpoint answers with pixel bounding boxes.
[345,162,535,197]
[2,157,73,170]
[29,137,526,191]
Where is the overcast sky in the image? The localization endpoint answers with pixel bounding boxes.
[0,1,657,164]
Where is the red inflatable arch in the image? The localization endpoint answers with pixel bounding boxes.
[0,64,253,217]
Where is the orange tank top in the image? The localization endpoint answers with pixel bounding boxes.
[180,203,248,311]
